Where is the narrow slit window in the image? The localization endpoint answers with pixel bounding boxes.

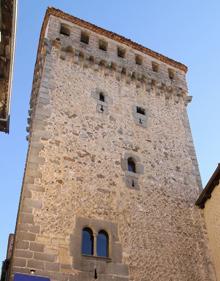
[60,24,70,37]
[136,106,145,115]
[128,157,136,173]
[80,31,89,44]
[99,40,108,51]
[152,62,159,72]
[117,47,126,58]
[97,230,109,257]
[99,92,105,102]
[82,228,94,255]
[135,54,143,65]
[94,269,98,279]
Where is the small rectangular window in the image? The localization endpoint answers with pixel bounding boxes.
[152,62,159,72]
[80,31,89,44]
[99,92,105,102]
[117,47,126,58]
[136,106,145,115]
[135,54,143,65]
[99,40,108,51]
[168,68,175,80]
[60,24,70,36]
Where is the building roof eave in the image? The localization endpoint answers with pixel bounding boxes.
[196,163,220,208]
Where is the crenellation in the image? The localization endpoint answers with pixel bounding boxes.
[45,16,187,92]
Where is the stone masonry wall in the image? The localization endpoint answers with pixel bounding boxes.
[10,12,216,281]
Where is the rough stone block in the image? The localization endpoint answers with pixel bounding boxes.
[45,262,60,272]
[13,258,26,267]
[34,252,56,262]
[27,259,44,270]
[16,241,29,250]
[17,231,36,242]
[30,242,45,252]
[14,250,33,259]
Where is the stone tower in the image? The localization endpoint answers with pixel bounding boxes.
[9,7,216,281]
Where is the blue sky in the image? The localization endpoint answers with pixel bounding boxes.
[0,0,219,263]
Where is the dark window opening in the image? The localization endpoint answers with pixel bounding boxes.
[152,62,159,72]
[99,92,105,102]
[135,54,143,65]
[136,106,145,115]
[131,180,135,187]
[139,118,142,124]
[82,228,94,255]
[81,31,89,44]
[117,47,126,58]
[60,24,70,36]
[94,268,98,279]
[97,230,109,257]
[99,40,108,51]
[168,68,175,80]
[128,157,136,173]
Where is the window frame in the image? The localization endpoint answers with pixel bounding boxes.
[81,227,94,256]
[96,230,109,258]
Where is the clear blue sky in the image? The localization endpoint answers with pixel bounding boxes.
[0,0,220,263]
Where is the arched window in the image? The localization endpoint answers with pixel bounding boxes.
[99,92,105,102]
[82,227,94,255]
[127,157,136,173]
[97,230,109,257]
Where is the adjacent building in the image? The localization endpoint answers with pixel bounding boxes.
[1,234,14,281]
[7,7,216,281]
[0,0,17,133]
[196,164,220,281]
